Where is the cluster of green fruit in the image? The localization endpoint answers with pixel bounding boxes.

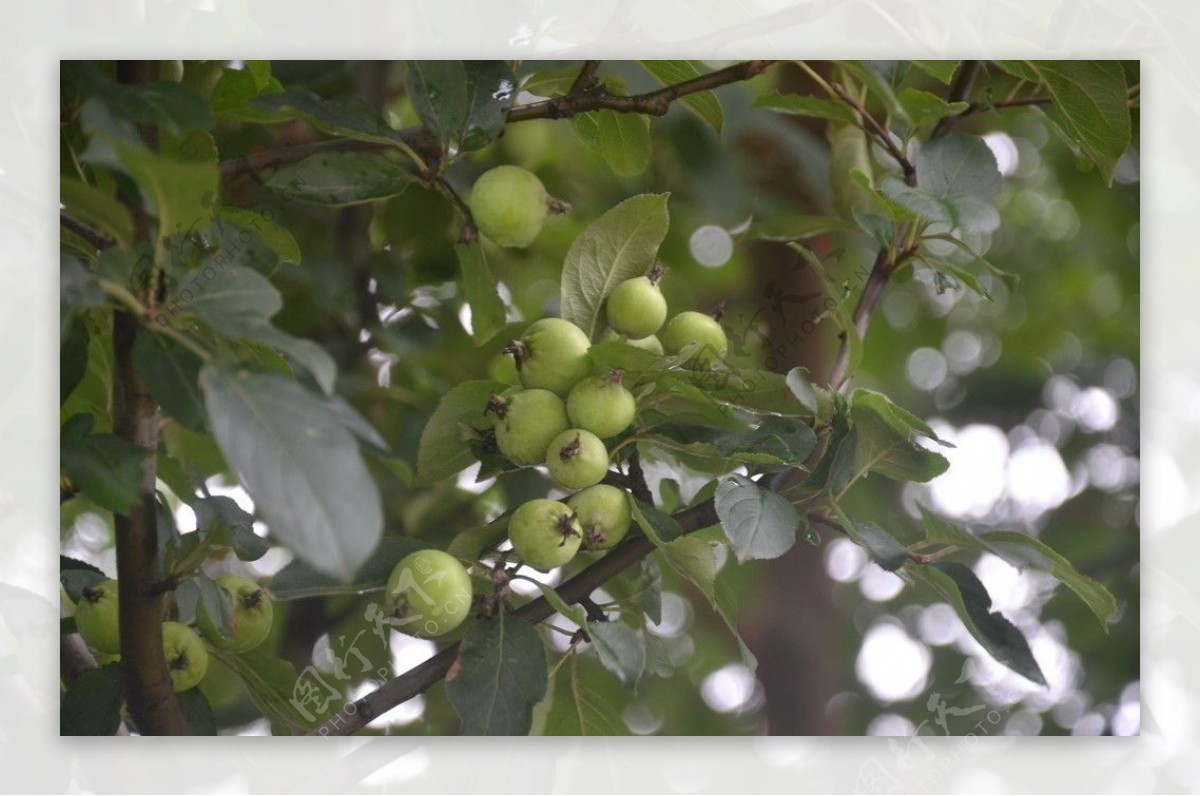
[488,269,727,572]
[382,167,732,642]
[71,575,274,692]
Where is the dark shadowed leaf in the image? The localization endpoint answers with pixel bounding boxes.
[264,152,415,206]
[457,243,506,344]
[132,329,206,431]
[447,614,548,735]
[178,688,218,735]
[913,562,1048,686]
[415,379,506,485]
[588,621,646,687]
[61,663,123,736]
[753,92,858,124]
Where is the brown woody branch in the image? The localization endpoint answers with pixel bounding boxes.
[218,61,777,180]
[311,498,721,735]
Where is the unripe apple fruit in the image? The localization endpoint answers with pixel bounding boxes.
[601,329,664,355]
[606,275,667,339]
[385,549,474,638]
[567,484,632,550]
[162,621,209,692]
[661,311,728,369]
[488,388,569,465]
[506,318,592,395]
[567,371,636,438]
[468,165,550,248]
[75,579,120,654]
[545,428,609,490]
[197,575,274,652]
[509,499,583,571]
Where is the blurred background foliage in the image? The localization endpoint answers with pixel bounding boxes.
[60,59,1138,736]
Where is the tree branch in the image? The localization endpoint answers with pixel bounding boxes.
[507,60,776,122]
[110,60,190,736]
[310,498,720,735]
[60,212,113,251]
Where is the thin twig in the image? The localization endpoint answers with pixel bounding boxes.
[508,60,775,122]
[60,213,112,251]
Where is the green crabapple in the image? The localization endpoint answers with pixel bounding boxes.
[508,498,583,571]
[566,371,636,439]
[606,273,667,339]
[468,165,550,248]
[161,621,209,692]
[75,579,121,654]
[661,310,728,369]
[505,318,592,396]
[197,575,274,652]
[545,428,609,490]
[385,550,474,638]
[488,388,569,466]
[567,484,633,550]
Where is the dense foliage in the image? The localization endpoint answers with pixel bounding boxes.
[59,59,1138,736]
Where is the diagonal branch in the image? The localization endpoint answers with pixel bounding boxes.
[218,61,777,180]
[311,497,722,735]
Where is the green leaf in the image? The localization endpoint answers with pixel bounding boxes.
[560,193,670,341]
[540,655,629,736]
[836,61,909,124]
[263,152,415,206]
[630,498,684,544]
[909,60,961,84]
[448,515,511,560]
[785,366,819,413]
[407,61,469,150]
[269,536,427,601]
[916,133,1002,205]
[132,329,206,431]
[217,207,301,265]
[457,243,505,344]
[60,429,151,514]
[446,614,549,735]
[911,562,1048,686]
[657,535,718,600]
[460,61,519,152]
[208,648,323,733]
[183,263,336,394]
[195,495,268,561]
[588,621,646,687]
[978,529,1118,630]
[60,177,135,249]
[532,582,588,628]
[842,516,909,572]
[640,61,724,133]
[752,92,857,125]
[200,365,383,581]
[750,214,861,242]
[1022,60,1131,185]
[590,110,652,177]
[178,688,218,735]
[61,316,90,404]
[80,102,218,241]
[60,663,123,736]
[897,88,969,127]
[827,391,949,494]
[89,78,214,134]
[714,474,800,562]
[192,573,235,638]
[415,379,506,485]
[251,91,408,147]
